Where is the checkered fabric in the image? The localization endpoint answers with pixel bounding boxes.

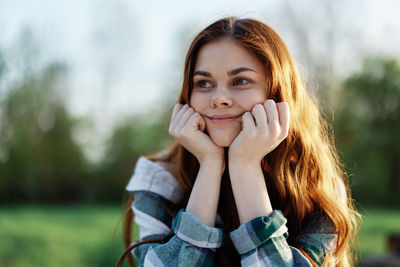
[126,157,336,266]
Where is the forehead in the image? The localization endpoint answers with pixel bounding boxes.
[194,39,264,73]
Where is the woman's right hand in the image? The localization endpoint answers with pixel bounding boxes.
[169,103,224,164]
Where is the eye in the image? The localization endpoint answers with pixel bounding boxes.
[233,78,251,86]
[196,80,213,88]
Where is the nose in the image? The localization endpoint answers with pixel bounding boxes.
[210,86,232,108]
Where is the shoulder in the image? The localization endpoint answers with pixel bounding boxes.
[297,210,337,266]
[125,156,183,204]
[301,210,336,235]
[156,160,180,179]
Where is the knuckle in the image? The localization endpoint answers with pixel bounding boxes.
[260,125,268,134]
[181,126,190,135]
[269,124,280,136]
[252,103,262,112]
[193,113,201,120]
[280,102,289,108]
[264,99,274,108]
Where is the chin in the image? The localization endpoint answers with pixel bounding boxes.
[212,136,233,147]
[208,127,240,147]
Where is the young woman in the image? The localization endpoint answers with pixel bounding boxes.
[118,17,360,267]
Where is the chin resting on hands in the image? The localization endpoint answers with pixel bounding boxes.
[169,103,224,164]
[229,99,290,163]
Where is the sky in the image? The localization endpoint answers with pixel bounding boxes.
[1,0,399,159]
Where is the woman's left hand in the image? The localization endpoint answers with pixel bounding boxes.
[228,99,290,164]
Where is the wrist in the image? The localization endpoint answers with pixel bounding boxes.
[198,152,224,165]
[228,148,264,164]
[199,156,225,173]
[228,156,261,169]
[228,158,272,224]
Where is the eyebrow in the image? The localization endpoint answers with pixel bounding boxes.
[193,67,256,78]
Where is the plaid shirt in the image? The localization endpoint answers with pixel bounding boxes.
[126,157,336,266]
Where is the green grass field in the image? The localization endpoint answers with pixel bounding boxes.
[357,207,400,258]
[0,204,131,267]
[0,205,399,266]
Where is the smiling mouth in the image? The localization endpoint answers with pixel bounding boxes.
[207,115,241,124]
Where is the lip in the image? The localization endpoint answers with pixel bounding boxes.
[207,114,241,124]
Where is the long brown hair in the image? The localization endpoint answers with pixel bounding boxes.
[118,16,361,267]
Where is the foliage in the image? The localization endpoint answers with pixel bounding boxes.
[91,115,172,202]
[0,62,89,202]
[334,58,400,205]
[1,31,399,206]
[0,38,172,203]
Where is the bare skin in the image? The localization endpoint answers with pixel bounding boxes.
[169,101,289,225]
[169,103,224,227]
[168,39,290,226]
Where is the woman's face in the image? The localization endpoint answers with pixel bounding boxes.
[190,38,267,147]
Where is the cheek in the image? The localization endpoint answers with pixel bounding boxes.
[236,91,267,111]
[189,93,208,111]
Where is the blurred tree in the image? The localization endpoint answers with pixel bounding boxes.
[0,49,6,86]
[0,28,92,202]
[92,114,172,202]
[278,0,365,109]
[335,57,400,205]
[0,61,89,202]
[0,27,175,203]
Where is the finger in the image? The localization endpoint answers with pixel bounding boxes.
[176,107,195,130]
[186,112,205,132]
[172,104,190,127]
[169,104,183,131]
[197,114,206,132]
[171,103,183,122]
[242,112,256,130]
[251,103,267,128]
[170,104,189,132]
[277,102,290,138]
[264,99,280,131]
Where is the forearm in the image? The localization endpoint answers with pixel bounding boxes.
[229,159,273,224]
[186,158,224,227]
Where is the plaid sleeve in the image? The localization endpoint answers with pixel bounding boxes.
[230,210,330,266]
[132,192,225,266]
[172,209,226,250]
